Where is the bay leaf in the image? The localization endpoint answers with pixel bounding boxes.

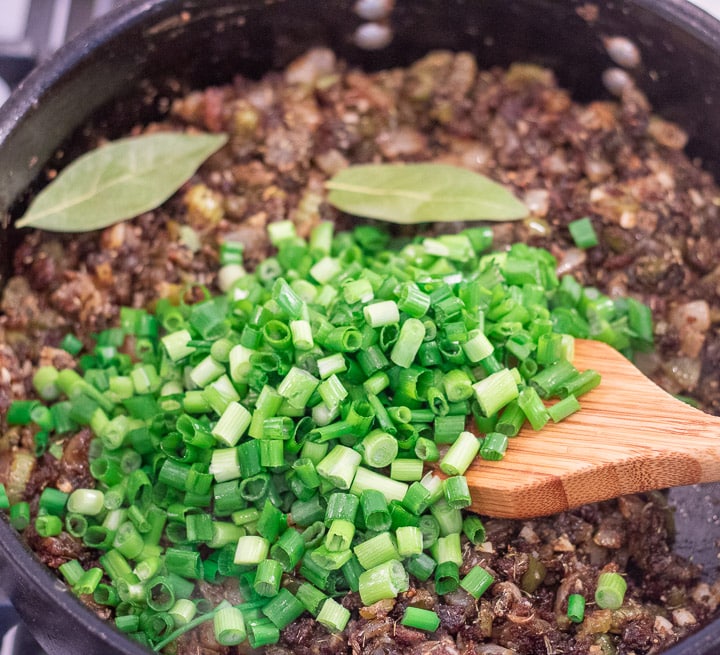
[325,162,528,223]
[15,132,228,232]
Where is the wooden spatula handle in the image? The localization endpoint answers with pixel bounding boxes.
[464,340,720,519]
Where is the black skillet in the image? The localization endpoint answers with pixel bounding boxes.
[1,1,720,653]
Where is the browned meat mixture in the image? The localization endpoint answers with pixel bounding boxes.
[2,49,720,654]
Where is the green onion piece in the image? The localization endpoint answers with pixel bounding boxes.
[262,588,306,630]
[359,429,398,469]
[360,489,391,532]
[402,482,431,516]
[350,467,408,503]
[211,401,251,447]
[341,555,364,593]
[165,548,203,579]
[234,535,270,566]
[530,359,577,397]
[397,283,430,318]
[270,529,306,572]
[60,333,84,355]
[479,432,509,461]
[461,330,494,363]
[434,533,463,566]
[430,498,463,537]
[568,216,598,249]
[559,369,601,398]
[595,572,627,609]
[65,513,88,538]
[257,499,287,542]
[316,353,347,379]
[434,561,460,595]
[495,400,525,436]
[406,552,437,582]
[364,300,400,328]
[390,318,425,368]
[325,519,355,552]
[35,514,63,537]
[517,386,549,431]
[390,459,424,482]
[39,487,69,516]
[396,525,424,558]
[209,447,240,483]
[358,559,409,606]
[7,400,38,425]
[472,368,519,417]
[254,559,284,597]
[145,576,175,612]
[442,476,472,509]
[317,597,351,633]
[67,489,105,516]
[169,598,198,627]
[214,605,247,646]
[115,614,140,634]
[547,394,581,422]
[414,437,439,462]
[296,582,328,617]
[325,492,360,525]
[93,584,119,607]
[462,515,486,545]
[354,531,400,570]
[460,565,495,599]
[162,329,195,362]
[317,445,362,490]
[439,431,480,476]
[401,606,440,632]
[567,593,586,623]
[247,619,280,648]
[112,521,144,559]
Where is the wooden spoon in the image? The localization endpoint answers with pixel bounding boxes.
[464,338,720,519]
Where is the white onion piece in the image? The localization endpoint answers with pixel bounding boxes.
[661,356,702,391]
[354,0,394,21]
[556,248,587,276]
[354,22,393,50]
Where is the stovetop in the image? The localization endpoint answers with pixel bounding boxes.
[0,0,124,104]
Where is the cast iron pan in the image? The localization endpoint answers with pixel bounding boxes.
[2,1,720,653]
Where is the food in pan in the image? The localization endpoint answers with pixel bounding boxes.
[2,48,719,654]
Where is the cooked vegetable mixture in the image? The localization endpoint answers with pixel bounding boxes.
[2,49,720,655]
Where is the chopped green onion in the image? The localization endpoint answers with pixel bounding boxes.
[567,593,586,623]
[434,561,460,595]
[472,369,519,417]
[254,559,283,597]
[234,535,270,566]
[547,394,581,422]
[396,525,424,557]
[442,476,472,509]
[460,565,495,599]
[316,597,351,633]
[439,431,480,476]
[479,432,509,461]
[406,552,437,582]
[354,531,400,570]
[401,606,440,632]
[67,489,105,516]
[262,588,306,629]
[214,605,246,646]
[568,216,598,249]
[358,559,409,606]
[317,445,361,490]
[595,571,627,609]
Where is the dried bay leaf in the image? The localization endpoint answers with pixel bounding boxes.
[325,163,528,223]
[15,132,228,232]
